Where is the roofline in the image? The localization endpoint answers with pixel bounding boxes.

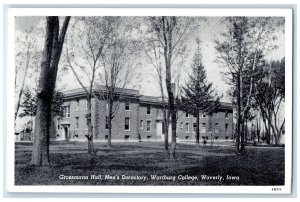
[61,87,233,110]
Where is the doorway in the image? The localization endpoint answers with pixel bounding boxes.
[61,125,70,140]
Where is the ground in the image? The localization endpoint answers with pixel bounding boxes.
[15,141,285,186]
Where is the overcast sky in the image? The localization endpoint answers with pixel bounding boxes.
[15,16,285,103]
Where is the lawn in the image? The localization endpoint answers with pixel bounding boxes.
[15,141,285,186]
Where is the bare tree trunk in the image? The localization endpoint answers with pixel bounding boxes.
[236,71,241,153]
[31,16,70,166]
[163,109,169,150]
[108,122,112,148]
[161,16,177,159]
[256,118,260,143]
[269,117,284,146]
[277,119,285,145]
[31,97,52,166]
[85,96,95,155]
[266,125,271,144]
[196,111,200,146]
[159,77,169,150]
[241,121,245,152]
[107,99,113,148]
[166,81,177,159]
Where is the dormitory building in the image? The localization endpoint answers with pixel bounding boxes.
[52,87,234,142]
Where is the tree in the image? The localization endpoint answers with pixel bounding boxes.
[19,88,64,141]
[65,17,116,155]
[215,17,282,153]
[144,28,170,150]
[31,16,70,166]
[96,17,140,148]
[19,88,37,118]
[148,16,195,158]
[254,58,285,145]
[19,88,64,118]
[181,40,220,146]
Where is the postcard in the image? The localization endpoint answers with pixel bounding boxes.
[6,7,292,194]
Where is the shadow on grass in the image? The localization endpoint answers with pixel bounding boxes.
[15,142,284,186]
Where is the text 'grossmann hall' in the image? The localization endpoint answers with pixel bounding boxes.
[53,87,234,142]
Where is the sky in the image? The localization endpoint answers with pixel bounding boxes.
[14,16,285,131]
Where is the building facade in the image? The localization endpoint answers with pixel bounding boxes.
[52,88,234,142]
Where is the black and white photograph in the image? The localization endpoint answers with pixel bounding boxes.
[7,8,292,194]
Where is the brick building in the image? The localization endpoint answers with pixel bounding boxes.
[52,87,233,142]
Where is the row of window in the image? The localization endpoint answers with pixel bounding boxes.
[75,100,132,111]
[63,102,152,118]
[180,122,229,134]
[58,116,229,134]
[66,101,230,119]
[70,116,153,132]
[185,112,229,119]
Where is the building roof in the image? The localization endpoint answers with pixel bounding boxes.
[62,86,139,99]
[61,87,233,110]
[139,95,164,105]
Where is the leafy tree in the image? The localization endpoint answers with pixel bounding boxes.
[19,89,37,118]
[19,88,64,118]
[181,40,220,146]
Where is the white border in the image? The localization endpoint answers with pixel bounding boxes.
[6,8,293,194]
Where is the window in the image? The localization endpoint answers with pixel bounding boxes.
[202,113,206,118]
[146,120,151,132]
[180,122,183,130]
[67,106,70,117]
[201,123,206,133]
[140,120,143,129]
[193,123,196,132]
[185,122,190,133]
[63,106,70,118]
[75,117,79,129]
[57,118,60,129]
[225,111,229,119]
[186,113,189,118]
[225,123,229,134]
[125,117,130,131]
[105,116,108,130]
[215,123,219,133]
[106,103,109,111]
[147,105,151,114]
[76,99,79,111]
[125,101,130,111]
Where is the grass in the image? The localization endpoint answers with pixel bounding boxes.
[15,141,285,186]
